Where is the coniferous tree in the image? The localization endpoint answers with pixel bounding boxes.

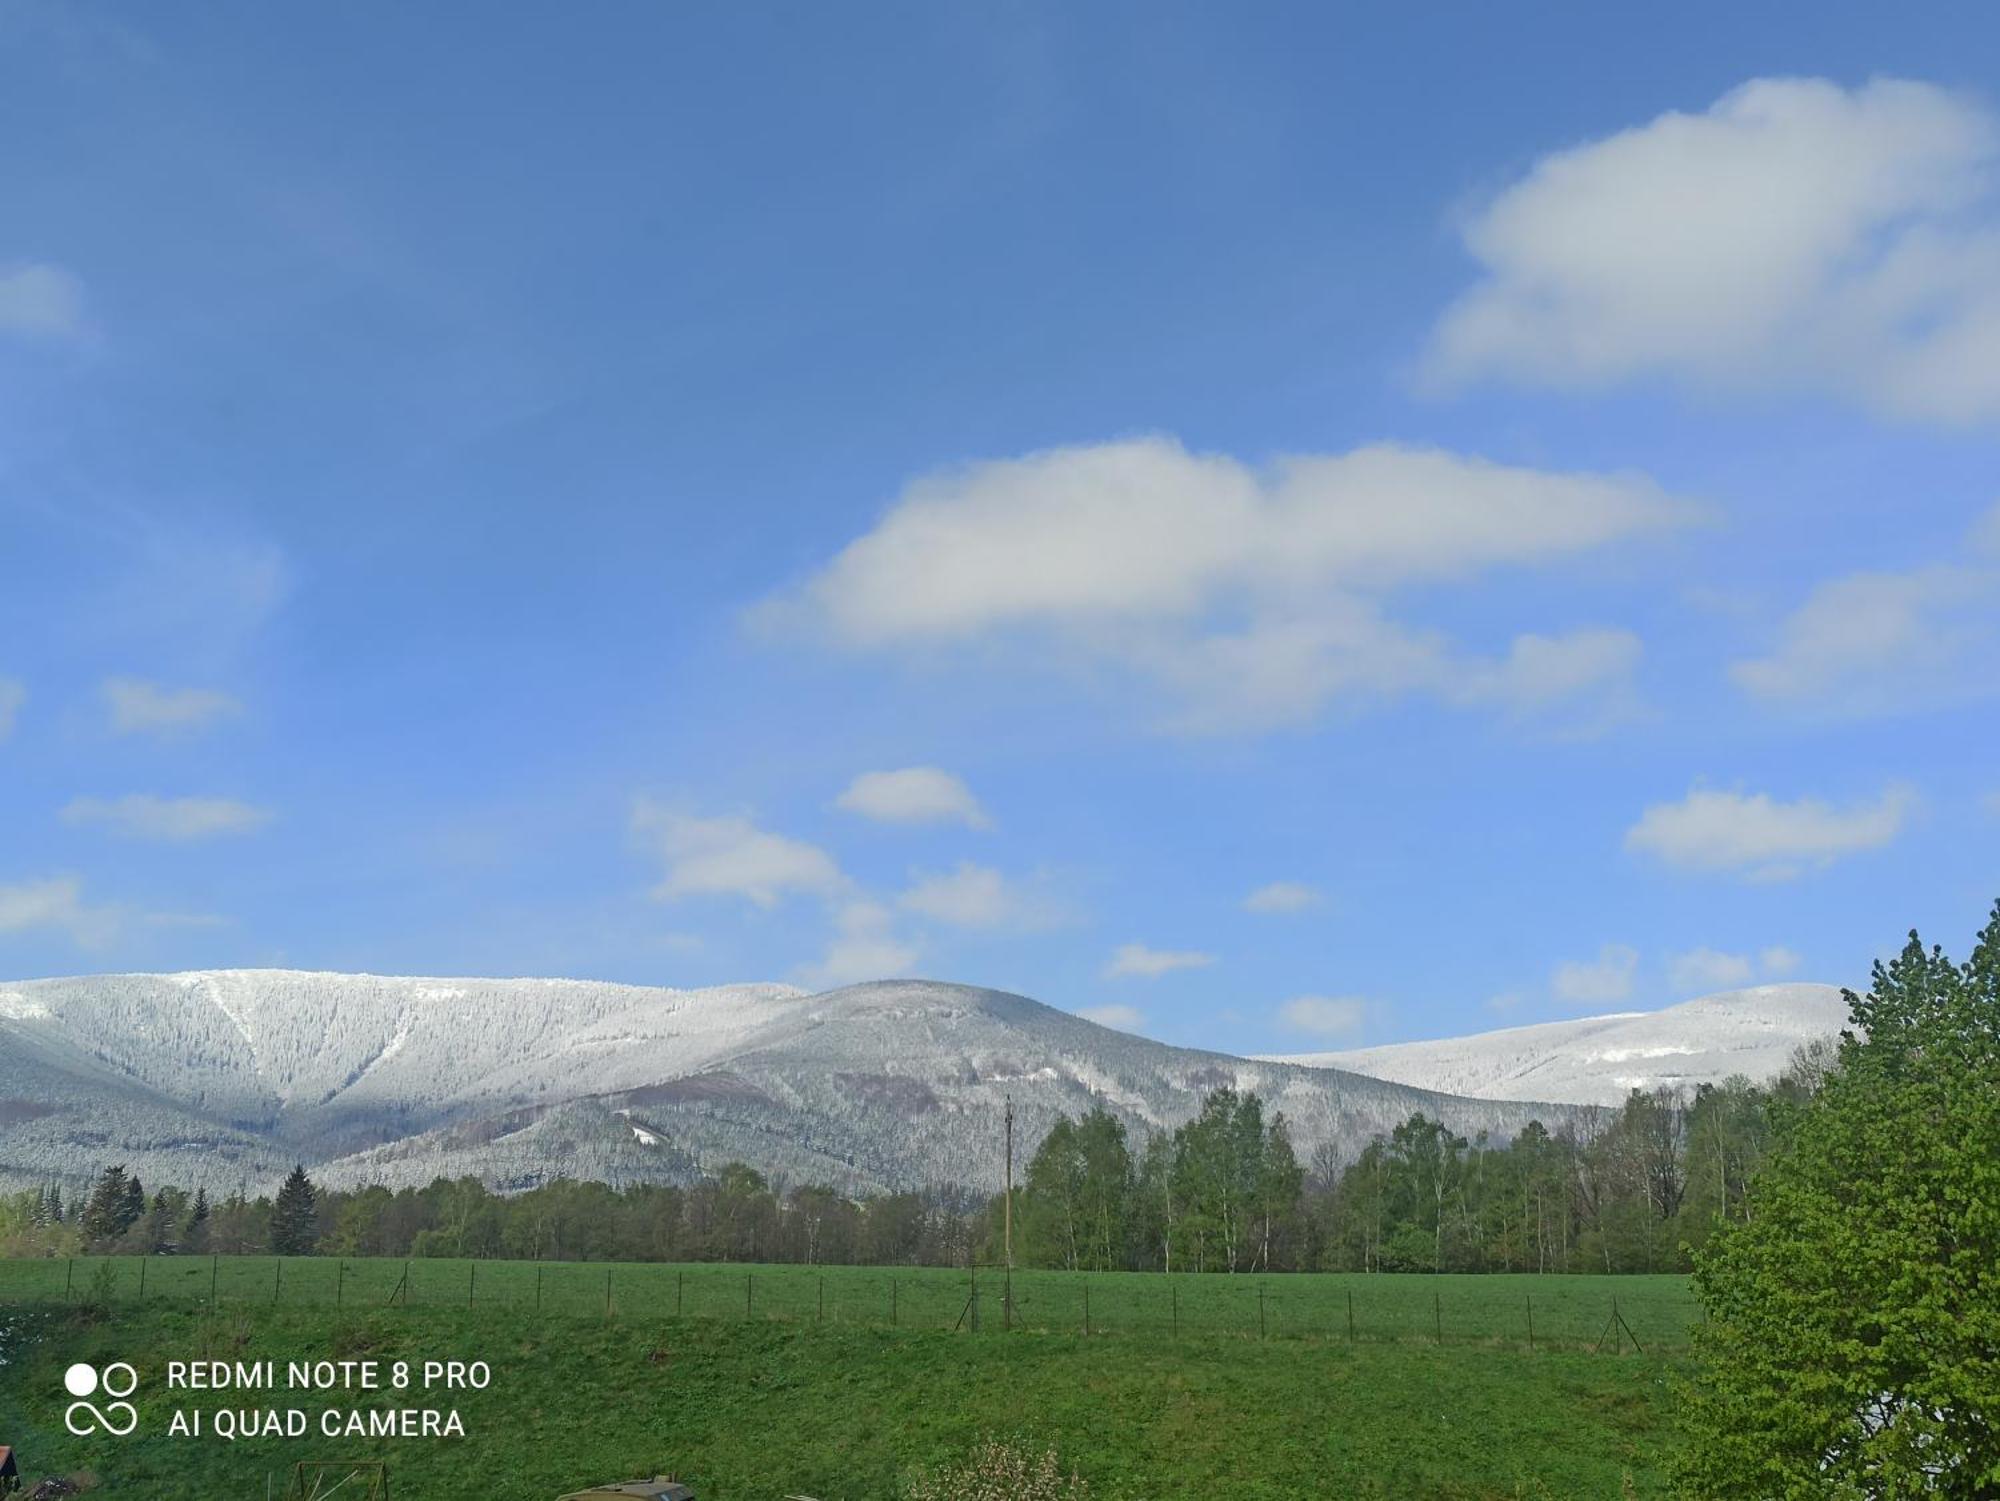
[269,1164,320,1256]
[79,1165,131,1248]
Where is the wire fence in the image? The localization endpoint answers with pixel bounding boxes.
[0,1256,1694,1354]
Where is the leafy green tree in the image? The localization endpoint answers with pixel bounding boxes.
[1676,908,2000,1498]
[269,1164,320,1255]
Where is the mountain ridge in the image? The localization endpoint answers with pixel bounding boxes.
[4,969,1563,1196]
[1260,982,1850,1107]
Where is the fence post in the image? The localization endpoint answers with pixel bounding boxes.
[274,1260,282,1305]
[971,1263,979,1334]
[604,1267,613,1320]
[210,1254,218,1306]
[676,1269,683,1317]
[745,1271,753,1322]
[1526,1293,1534,1350]
[1083,1280,1090,1337]
[337,1262,345,1311]
[536,1264,543,1312]
[1258,1283,1267,1340]
[891,1277,898,1329]
[469,1263,476,1308]
[1347,1288,1355,1343]
[1433,1288,1442,1345]
[65,1258,74,1302]
[138,1258,146,1301]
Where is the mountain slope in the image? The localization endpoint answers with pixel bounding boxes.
[2,970,1574,1195]
[1262,983,1849,1106]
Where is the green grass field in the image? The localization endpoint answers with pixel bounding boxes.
[0,1256,1696,1352]
[0,1292,1684,1500]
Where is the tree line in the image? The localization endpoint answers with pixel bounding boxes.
[4,1047,1828,1275]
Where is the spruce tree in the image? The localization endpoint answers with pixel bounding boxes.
[1676,904,2000,1496]
[79,1165,130,1248]
[270,1165,319,1256]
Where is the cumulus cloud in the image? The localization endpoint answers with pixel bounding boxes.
[1668,947,1754,992]
[0,262,86,340]
[632,803,846,908]
[897,862,1055,930]
[1077,1003,1145,1032]
[0,678,23,741]
[1669,944,1805,993]
[1104,943,1215,979]
[1243,881,1320,914]
[1553,944,1639,1006]
[103,678,243,737]
[0,875,117,946]
[1626,784,1914,881]
[799,899,918,988]
[763,436,1680,732]
[1451,628,1646,731]
[1427,77,2000,424]
[1760,945,1803,976]
[1729,565,2000,711]
[62,794,273,841]
[1277,995,1369,1037]
[835,767,993,829]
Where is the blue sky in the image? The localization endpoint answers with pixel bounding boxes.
[4,1,1998,1053]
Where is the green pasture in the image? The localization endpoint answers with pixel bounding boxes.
[0,1255,1696,1352]
[0,1296,1684,1499]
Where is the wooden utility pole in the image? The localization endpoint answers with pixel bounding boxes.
[1003,1097,1015,1268]
[1003,1097,1015,1331]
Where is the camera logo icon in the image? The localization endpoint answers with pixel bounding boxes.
[63,1362,139,1437]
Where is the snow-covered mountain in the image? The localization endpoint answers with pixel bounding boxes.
[1,970,1576,1196]
[1262,983,1850,1107]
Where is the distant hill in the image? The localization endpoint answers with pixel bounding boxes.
[1262,983,1850,1107]
[1,970,1574,1195]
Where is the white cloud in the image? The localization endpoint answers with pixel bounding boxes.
[898,863,1014,929]
[1760,945,1802,976]
[0,678,23,741]
[1668,947,1755,993]
[1670,943,1806,993]
[1486,991,1526,1014]
[1729,565,1999,710]
[1077,1003,1144,1032]
[1243,881,1319,914]
[799,900,918,988]
[1427,77,2000,424]
[0,876,117,947]
[0,262,85,340]
[835,767,992,829]
[62,794,273,841]
[103,678,243,737]
[1625,784,1913,881]
[1972,500,2000,557]
[632,803,846,908]
[1104,942,1215,980]
[1451,628,1645,732]
[765,436,1681,731]
[1553,944,1639,1006]
[1277,995,1368,1037]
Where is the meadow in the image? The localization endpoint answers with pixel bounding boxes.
[0,1290,1684,1500]
[0,1255,1697,1353]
